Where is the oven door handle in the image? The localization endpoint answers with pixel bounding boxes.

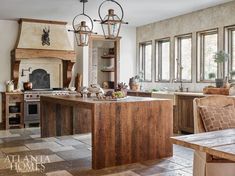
[24,100,40,102]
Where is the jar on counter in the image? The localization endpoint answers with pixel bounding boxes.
[6,84,14,92]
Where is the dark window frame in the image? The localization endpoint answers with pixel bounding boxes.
[139,41,152,82]
[225,25,235,80]
[174,34,193,83]
[197,28,219,82]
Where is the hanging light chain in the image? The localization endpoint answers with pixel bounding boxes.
[82,0,85,15]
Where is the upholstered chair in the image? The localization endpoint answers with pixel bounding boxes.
[193,95,235,176]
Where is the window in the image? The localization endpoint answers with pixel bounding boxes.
[156,39,170,82]
[175,34,192,82]
[225,26,235,79]
[197,29,218,81]
[139,42,152,81]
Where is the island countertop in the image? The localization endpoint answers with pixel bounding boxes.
[41,94,171,104]
[40,95,173,169]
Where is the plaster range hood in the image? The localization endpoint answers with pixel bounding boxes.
[11,18,76,88]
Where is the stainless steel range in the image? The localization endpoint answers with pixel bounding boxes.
[24,90,70,127]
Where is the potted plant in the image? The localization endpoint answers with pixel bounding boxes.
[213,50,229,88]
[129,71,144,91]
[208,72,216,80]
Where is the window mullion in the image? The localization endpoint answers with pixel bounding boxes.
[159,42,162,81]
[201,34,205,81]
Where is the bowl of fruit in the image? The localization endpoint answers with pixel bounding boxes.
[94,90,127,101]
[111,91,126,99]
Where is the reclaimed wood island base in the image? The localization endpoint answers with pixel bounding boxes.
[40,95,173,169]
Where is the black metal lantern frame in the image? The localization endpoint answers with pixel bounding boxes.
[69,0,95,46]
[94,0,128,39]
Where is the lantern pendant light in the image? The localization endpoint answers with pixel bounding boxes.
[69,0,95,46]
[94,0,128,39]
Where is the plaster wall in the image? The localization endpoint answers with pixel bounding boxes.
[19,58,63,89]
[136,1,235,92]
[0,20,18,122]
[18,21,73,50]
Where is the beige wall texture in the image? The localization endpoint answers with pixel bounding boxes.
[18,21,73,50]
[0,20,19,122]
[136,1,235,92]
[19,58,63,89]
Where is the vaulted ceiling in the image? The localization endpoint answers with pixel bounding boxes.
[0,0,232,26]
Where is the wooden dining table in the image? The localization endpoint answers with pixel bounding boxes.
[171,128,235,161]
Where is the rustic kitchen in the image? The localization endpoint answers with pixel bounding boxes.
[1,0,235,176]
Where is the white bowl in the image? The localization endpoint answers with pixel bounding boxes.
[69,87,76,91]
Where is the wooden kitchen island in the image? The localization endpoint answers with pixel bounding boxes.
[40,95,173,169]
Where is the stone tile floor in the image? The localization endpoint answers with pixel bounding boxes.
[0,128,193,176]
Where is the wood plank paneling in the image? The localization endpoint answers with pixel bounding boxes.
[127,91,152,97]
[73,107,91,134]
[41,101,57,137]
[57,104,73,136]
[40,96,173,169]
[92,100,173,169]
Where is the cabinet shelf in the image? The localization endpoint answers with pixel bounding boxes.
[9,124,21,127]
[9,113,21,117]
[101,69,115,72]
[89,38,119,90]
[101,55,115,59]
[1,92,24,130]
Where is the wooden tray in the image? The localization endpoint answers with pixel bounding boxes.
[203,87,229,95]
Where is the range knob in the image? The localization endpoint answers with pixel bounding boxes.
[37,95,40,98]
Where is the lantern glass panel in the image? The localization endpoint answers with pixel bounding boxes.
[102,12,121,39]
[75,22,91,46]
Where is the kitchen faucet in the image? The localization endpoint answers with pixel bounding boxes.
[179,79,184,92]
[176,58,184,92]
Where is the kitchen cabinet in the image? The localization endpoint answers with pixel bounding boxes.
[127,91,152,97]
[176,95,204,133]
[89,35,120,89]
[152,92,177,133]
[1,92,24,129]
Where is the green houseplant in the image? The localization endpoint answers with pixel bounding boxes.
[208,72,216,80]
[129,71,144,91]
[213,50,229,88]
[208,73,216,88]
